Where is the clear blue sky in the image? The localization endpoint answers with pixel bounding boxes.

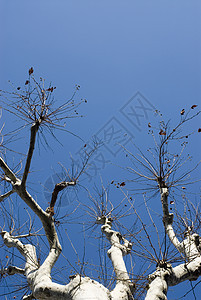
[0,1,201,299]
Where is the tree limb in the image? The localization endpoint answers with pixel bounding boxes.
[146,256,201,299]
[4,265,25,276]
[145,265,170,300]
[0,157,18,183]
[160,187,200,259]
[0,189,14,202]
[97,216,134,299]
[0,155,61,253]
[1,230,110,300]
[48,180,76,216]
[1,231,38,282]
[160,187,183,252]
[21,122,40,187]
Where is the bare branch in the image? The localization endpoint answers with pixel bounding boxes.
[4,265,25,276]
[0,157,18,183]
[0,189,14,202]
[1,231,38,272]
[21,122,40,187]
[47,180,76,216]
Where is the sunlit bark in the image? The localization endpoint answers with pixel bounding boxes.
[145,187,201,299]
[0,133,133,299]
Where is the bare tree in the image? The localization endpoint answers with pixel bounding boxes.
[124,108,201,299]
[0,69,201,299]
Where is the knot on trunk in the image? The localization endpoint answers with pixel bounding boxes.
[147,262,172,286]
[189,262,201,281]
[163,213,173,225]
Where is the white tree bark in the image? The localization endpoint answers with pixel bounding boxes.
[145,187,201,299]
[0,155,134,299]
[2,154,201,299]
[1,224,133,300]
[0,120,134,300]
[98,216,134,299]
[1,113,201,299]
